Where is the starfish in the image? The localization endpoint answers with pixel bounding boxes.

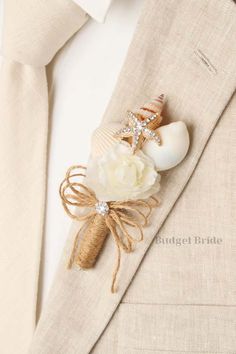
[114,111,161,152]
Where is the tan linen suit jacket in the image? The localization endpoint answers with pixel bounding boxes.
[30,0,236,353]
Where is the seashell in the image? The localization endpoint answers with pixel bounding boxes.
[142,121,189,171]
[133,94,165,130]
[91,122,123,158]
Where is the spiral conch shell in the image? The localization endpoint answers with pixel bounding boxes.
[91,95,190,171]
[133,94,164,126]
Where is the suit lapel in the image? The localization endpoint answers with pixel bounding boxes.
[30,1,236,353]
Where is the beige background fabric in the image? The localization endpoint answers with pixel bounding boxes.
[0,1,88,353]
[29,0,236,353]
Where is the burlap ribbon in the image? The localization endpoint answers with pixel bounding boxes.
[60,165,159,292]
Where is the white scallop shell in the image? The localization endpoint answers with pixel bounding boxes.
[142,121,189,171]
[91,121,189,171]
[91,122,123,158]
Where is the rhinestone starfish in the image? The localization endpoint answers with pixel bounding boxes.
[114,111,161,152]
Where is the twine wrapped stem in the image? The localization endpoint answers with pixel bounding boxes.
[76,214,109,268]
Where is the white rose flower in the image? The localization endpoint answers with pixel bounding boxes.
[86,142,161,201]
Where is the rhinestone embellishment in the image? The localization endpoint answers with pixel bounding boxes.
[95,201,109,216]
[115,111,161,152]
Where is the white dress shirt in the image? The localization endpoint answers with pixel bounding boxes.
[73,0,113,22]
[41,0,142,308]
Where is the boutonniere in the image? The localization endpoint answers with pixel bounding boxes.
[60,94,190,292]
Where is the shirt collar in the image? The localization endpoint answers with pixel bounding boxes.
[72,0,113,23]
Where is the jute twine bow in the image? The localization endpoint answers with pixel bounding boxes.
[59,165,159,292]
